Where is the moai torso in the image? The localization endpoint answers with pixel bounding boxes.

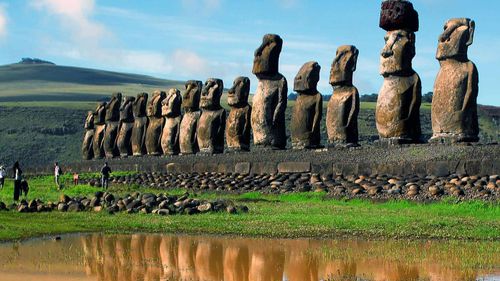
[92,102,106,159]
[226,76,252,152]
[103,93,122,158]
[431,18,479,142]
[145,91,166,155]
[326,45,360,146]
[197,79,226,154]
[376,3,421,144]
[160,89,182,155]
[251,34,288,149]
[117,96,135,157]
[131,93,148,156]
[82,111,95,160]
[179,81,202,155]
[291,62,322,149]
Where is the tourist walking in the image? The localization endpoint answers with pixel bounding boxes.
[73,172,79,185]
[12,161,22,201]
[0,165,5,190]
[100,162,112,189]
[54,162,63,189]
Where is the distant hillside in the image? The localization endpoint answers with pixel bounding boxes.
[0,60,185,102]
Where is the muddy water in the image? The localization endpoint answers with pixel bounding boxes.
[0,234,498,281]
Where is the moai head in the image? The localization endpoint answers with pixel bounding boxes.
[133,92,148,118]
[380,30,416,77]
[105,92,123,122]
[436,18,475,61]
[147,90,166,118]
[182,80,202,112]
[294,61,321,94]
[162,88,182,118]
[330,45,359,86]
[227,76,250,107]
[200,78,223,110]
[120,96,135,122]
[94,102,106,125]
[252,34,283,78]
[84,111,94,129]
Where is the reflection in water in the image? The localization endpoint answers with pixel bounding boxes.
[0,234,498,281]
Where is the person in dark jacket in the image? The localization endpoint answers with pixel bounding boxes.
[100,162,112,189]
[13,161,22,201]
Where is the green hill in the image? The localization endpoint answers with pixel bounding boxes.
[0,60,185,102]
[0,60,498,169]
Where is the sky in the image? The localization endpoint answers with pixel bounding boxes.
[0,0,498,105]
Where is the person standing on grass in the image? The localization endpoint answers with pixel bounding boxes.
[73,172,79,185]
[54,162,63,189]
[0,165,5,190]
[12,161,22,202]
[100,162,112,189]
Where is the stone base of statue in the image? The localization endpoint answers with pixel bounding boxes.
[377,137,422,146]
[327,141,359,149]
[429,133,479,144]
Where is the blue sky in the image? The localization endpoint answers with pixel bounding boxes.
[0,0,498,105]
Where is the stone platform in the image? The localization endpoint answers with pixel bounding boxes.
[31,143,500,177]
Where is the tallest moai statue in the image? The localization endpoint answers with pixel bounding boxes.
[251,34,288,150]
[431,18,479,143]
[376,0,422,144]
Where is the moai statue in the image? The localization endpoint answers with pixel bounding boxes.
[226,76,252,152]
[161,88,182,155]
[291,61,323,149]
[376,0,422,144]
[179,80,202,155]
[251,34,288,150]
[145,91,166,155]
[326,45,360,146]
[92,102,106,159]
[131,93,148,156]
[197,78,226,154]
[431,18,479,143]
[82,111,95,160]
[116,96,135,157]
[103,92,122,158]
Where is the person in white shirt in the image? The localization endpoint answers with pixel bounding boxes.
[54,162,63,189]
[0,165,5,190]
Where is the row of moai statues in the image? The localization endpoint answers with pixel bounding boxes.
[82,0,479,159]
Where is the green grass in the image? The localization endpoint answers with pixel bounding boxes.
[0,175,498,242]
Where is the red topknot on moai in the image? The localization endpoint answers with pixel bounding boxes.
[379,0,419,32]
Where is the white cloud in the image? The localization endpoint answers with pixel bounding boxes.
[276,0,298,9]
[30,0,108,42]
[181,0,222,14]
[0,4,8,39]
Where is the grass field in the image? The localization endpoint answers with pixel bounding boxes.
[0,175,498,242]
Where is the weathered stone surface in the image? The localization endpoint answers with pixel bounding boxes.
[166,163,193,173]
[131,93,148,156]
[103,93,122,158]
[92,102,106,159]
[117,96,135,157]
[234,162,251,174]
[251,34,288,150]
[161,88,182,155]
[82,111,94,160]
[145,91,166,155]
[197,79,226,154]
[431,18,479,143]
[226,76,252,152]
[180,80,202,155]
[327,45,360,146]
[277,162,311,173]
[379,0,419,32]
[291,61,322,149]
[376,29,421,143]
